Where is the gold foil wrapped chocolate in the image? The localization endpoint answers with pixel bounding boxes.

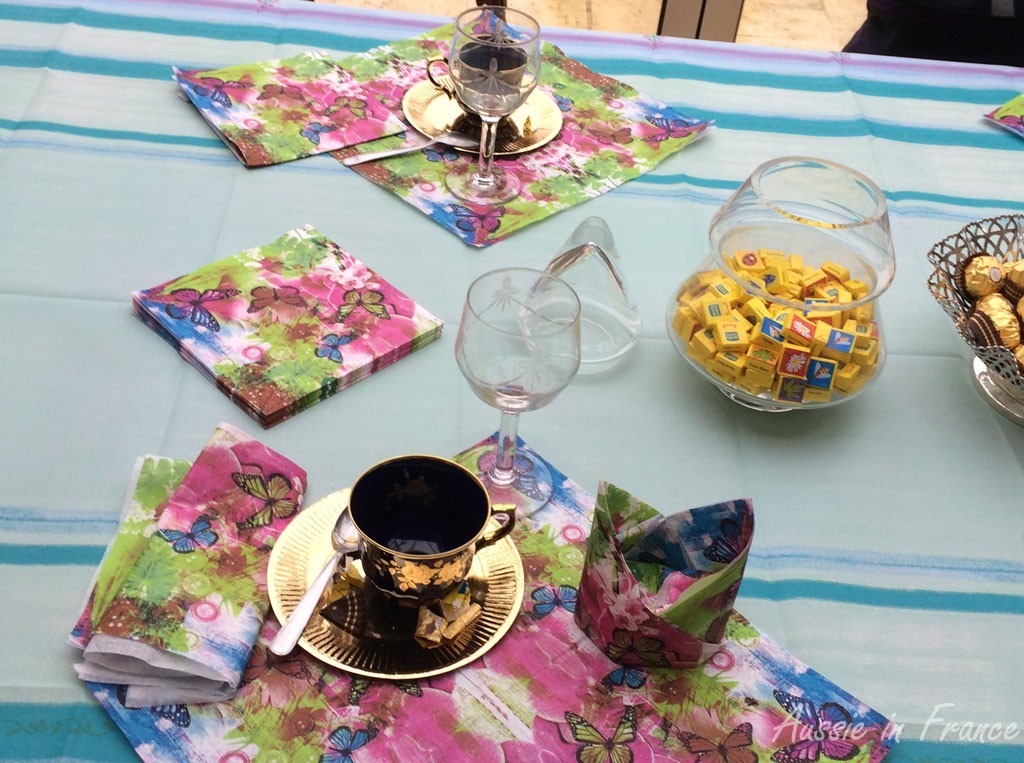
[958,255,1004,298]
[991,309,1022,349]
[1003,261,1024,303]
[965,311,1001,347]
[975,292,1015,320]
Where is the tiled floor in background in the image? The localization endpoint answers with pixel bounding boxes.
[315,0,867,50]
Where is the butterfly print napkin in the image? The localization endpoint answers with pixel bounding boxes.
[985,93,1024,140]
[333,33,710,247]
[71,436,893,762]
[174,51,406,166]
[575,484,753,669]
[71,423,306,707]
[132,225,443,428]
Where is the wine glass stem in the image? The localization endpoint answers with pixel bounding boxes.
[473,116,501,188]
[490,410,520,487]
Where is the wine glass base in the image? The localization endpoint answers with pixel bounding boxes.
[446,164,521,205]
[473,448,555,517]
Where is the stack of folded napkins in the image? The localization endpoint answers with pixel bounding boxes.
[70,423,306,707]
[173,51,406,166]
[132,225,443,428]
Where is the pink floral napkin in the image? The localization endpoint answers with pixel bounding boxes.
[174,51,406,166]
[576,484,753,669]
[132,225,443,428]
[70,423,306,707]
[71,437,894,762]
[334,33,710,247]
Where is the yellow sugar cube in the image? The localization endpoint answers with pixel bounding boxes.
[711,350,746,378]
[782,312,817,346]
[740,296,772,324]
[799,269,830,297]
[736,373,771,396]
[789,253,805,269]
[746,344,780,375]
[813,282,844,303]
[822,261,851,282]
[802,386,833,404]
[844,279,870,299]
[811,321,832,355]
[707,278,742,303]
[672,307,700,342]
[699,298,732,325]
[689,327,718,360]
[763,266,788,295]
[732,250,767,272]
[852,302,875,323]
[712,320,749,351]
[851,338,879,367]
[834,362,861,393]
[804,309,838,327]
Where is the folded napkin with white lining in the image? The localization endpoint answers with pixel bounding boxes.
[70,423,306,707]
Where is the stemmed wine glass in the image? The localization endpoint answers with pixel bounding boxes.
[455,268,581,515]
[445,6,541,205]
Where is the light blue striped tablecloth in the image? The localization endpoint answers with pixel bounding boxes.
[1,0,1022,760]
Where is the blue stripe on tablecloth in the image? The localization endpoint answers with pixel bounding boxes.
[739,579,1024,615]
[0,702,1021,762]
[0,3,1018,107]
[0,701,134,760]
[582,57,1018,105]
[0,2,390,52]
[0,109,1016,156]
[0,117,223,148]
[3,541,1022,614]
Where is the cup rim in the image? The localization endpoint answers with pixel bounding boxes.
[749,155,889,230]
[348,454,495,560]
[463,267,582,337]
[455,6,541,45]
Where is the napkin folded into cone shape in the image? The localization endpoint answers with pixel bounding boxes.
[575,482,753,669]
[73,423,306,707]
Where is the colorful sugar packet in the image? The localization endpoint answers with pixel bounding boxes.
[132,225,443,427]
[334,32,711,247]
[985,93,1024,139]
[71,436,894,762]
[173,50,406,166]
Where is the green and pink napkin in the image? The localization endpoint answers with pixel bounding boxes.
[70,435,893,762]
[335,36,711,247]
[985,93,1024,139]
[70,423,305,708]
[132,225,443,428]
[174,51,407,166]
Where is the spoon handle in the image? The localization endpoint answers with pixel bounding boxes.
[269,548,343,656]
[342,138,438,166]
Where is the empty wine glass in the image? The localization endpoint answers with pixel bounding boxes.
[445,6,541,205]
[455,268,581,515]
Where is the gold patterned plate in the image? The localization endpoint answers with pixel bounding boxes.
[267,489,525,680]
[401,79,562,156]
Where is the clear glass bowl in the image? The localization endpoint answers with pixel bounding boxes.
[666,157,896,411]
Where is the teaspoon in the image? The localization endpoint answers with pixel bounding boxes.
[269,506,359,656]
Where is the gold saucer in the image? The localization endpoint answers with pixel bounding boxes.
[267,489,525,679]
[401,79,562,156]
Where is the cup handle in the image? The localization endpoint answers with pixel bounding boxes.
[426,58,455,97]
[476,504,516,549]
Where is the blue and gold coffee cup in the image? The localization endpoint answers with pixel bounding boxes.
[348,455,515,606]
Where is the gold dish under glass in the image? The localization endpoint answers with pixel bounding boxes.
[267,489,525,679]
[402,79,562,156]
[927,214,1024,426]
